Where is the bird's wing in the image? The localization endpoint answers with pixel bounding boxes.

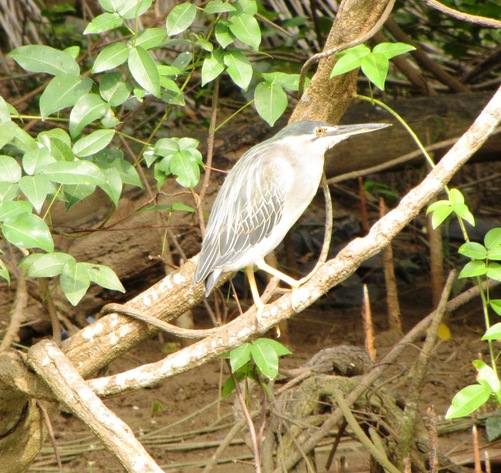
[194,142,293,283]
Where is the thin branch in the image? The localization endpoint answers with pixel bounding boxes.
[422,0,501,28]
[27,340,163,473]
[0,272,27,352]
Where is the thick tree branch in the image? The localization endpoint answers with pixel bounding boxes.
[86,86,501,397]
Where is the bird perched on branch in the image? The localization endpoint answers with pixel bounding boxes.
[194,120,389,310]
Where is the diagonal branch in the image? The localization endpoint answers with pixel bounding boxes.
[422,0,501,28]
[85,85,501,398]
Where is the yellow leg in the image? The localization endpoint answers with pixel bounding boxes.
[245,266,265,312]
[256,259,301,288]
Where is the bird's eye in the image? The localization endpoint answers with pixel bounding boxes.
[314,127,327,137]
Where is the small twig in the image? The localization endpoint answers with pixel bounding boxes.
[0,272,27,352]
[380,198,402,333]
[297,0,395,97]
[230,367,262,473]
[425,405,439,473]
[472,425,481,473]
[333,389,401,473]
[362,284,377,362]
[202,418,246,473]
[37,401,63,472]
[324,419,347,471]
[398,270,456,467]
[198,78,220,236]
[39,279,62,344]
[422,0,501,28]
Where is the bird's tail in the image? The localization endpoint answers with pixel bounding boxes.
[203,269,223,296]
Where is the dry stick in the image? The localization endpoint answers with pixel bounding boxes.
[37,401,63,472]
[202,418,246,473]
[38,279,62,344]
[333,389,401,473]
[327,128,501,185]
[197,78,220,236]
[0,272,27,352]
[472,424,482,473]
[422,0,501,28]
[362,284,377,362]
[27,339,164,473]
[273,278,498,473]
[297,0,396,96]
[385,19,469,93]
[380,198,402,333]
[427,206,445,307]
[425,405,439,473]
[398,270,456,467]
[324,419,347,471]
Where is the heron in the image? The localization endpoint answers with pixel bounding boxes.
[194,120,389,310]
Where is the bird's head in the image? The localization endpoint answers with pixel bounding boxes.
[274,120,390,154]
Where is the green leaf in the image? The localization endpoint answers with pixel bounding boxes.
[229,13,261,50]
[235,0,257,15]
[128,47,160,96]
[483,322,501,341]
[135,27,167,50]
[261,72,300,91]
[487,247,501,261]
[0,122,18,149]
[118,0,153,19]
[92,42,129,73]
[458,242,486,260]
[0,183,18,203]
[0,200,32,222]
[38,128,72,147]
[73,129,115,157]
[99,72,131,106]
[373,42,416,59]
[170,150,201,188]
[8,45,79,76]
[430,205,453,229]
[0,258,9,283]
[487,263,501,282]
[485,228,501,250]
[154,137,178,157]
[257,338,291,357]
[448,188,464,205]
[166,2,197,36]
[201,50,225,86]
[100,167,122,205]
[445,384,491,419]
[486,414,501,442]
[254,80,287,126]
[64,46,80,59]
[172,51,193,72]
[19,175,53,213]
[84,12,123,34]
[473,359,501,394]
[204,0,236,14]
[92,148,142,188]
[157,64,181,77]
[360,52,389,90]
[490,299,501,316]
[2,213,54,252]
[159,77,184,105]
[40,75,93,118]
[458,260,487,278]
[0,156,21,183]
[60,261,91,306]
[40,160,105,186]
[215,21,234,48]
[23,252,75,277]
[81,262,125,292]
[0,96,11,123]
[453,202,475,226]
[22,147,55,175]
[251,338,279,379]
[330,44,370,77]
[69,93,108,137]
[63,184,96,207]
[224,50,252,90]
[229,343,251,372]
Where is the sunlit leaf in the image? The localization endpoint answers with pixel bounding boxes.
[69,93,108,137]
[228,13,261,50]
[128,46,160,96]
[22,252,75,277]
[2,213,54,252]
[0,156,21,183]
[224,49,252,90]
[445,384,490,419]
[92,42,129,73]
[8,45,79,76]
[254,80,287,126]
[60,260,91,306]
[40,75,93,118]
[166,2,197,36]
[72,129,115,157]
[84,12,123,34]
[19,175,54,213]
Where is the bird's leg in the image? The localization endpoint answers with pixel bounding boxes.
[255,259,301,288]
[245,266,265,313]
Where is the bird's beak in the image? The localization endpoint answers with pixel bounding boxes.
[327,123,391,138]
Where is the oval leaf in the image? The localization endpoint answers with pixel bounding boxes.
[254,81,287,126]
[92,42,130,74]
[40,75,93,118]
[166,2,197,36]
[229,13,261,50]
[82,262,125,292]
[23,252,75,278]
[40,160,105,186]
[445,384,491,419]
[223,50,252,90]
[0,156,21,183]
[69,94,108,137]
[60,261,91,306]
[2,213,54,252]
[19,175,54,213]
[73,129,115,157]
[128,47,160,96]
[8,45,79,76]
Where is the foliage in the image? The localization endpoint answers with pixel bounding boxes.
[222,338,291,396]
